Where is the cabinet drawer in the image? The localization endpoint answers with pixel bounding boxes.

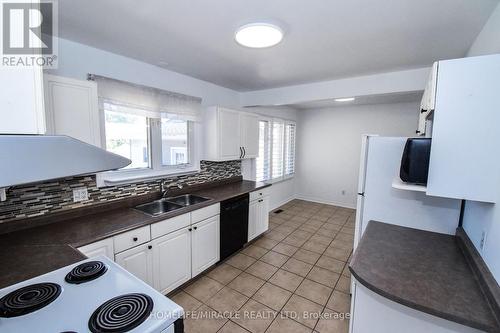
[191,203,220,224]
[113,226,151,254]
[151,213,190,239]
[77,238,114,260]
[250,187,270,201]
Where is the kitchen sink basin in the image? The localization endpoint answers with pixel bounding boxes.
[135,199,183,216]
[164,194,211,206]
[135,194,211,216]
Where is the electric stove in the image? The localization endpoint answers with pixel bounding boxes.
[0,256,183,333]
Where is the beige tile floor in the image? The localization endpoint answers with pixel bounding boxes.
[170,199,356,333]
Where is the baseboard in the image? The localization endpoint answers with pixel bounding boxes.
[270,196,296,212]
[294,194,356,210]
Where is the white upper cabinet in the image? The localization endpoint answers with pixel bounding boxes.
[218,107,241,159]
[426,54,500,203]
[0,66,45,134]
[240,113,259,158]
[44,75,101,146]
[204,106,259,161]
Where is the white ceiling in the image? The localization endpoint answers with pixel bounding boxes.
[58,0,498,91]
[289,91,423,110]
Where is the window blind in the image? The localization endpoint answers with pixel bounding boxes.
[89,74,202,121]
[272,120,285,179]
[285,122,296,176]
[256,120,271,181]
[256,118,296,182]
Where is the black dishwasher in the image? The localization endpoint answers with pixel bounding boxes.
[220,193,249,261]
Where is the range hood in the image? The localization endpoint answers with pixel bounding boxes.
[0,135,131,188]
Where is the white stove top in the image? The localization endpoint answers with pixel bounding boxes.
[0,256,183,333]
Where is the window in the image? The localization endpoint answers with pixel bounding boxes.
[160,117,191,166]
[256,118,296,182]
[103,102,194,172]
[104,107,150,169]
[93,75,201,185]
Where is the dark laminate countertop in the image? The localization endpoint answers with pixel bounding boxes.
[0,179,270,288]
[349,221,499,332]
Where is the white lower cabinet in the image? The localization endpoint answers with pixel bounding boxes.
[79,203,221,295]
[115,243,154,287]
[152,227,192,295]
[77,238,114,260]
[191,216,220,277]
[248,193,270,242]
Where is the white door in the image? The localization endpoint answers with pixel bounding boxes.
[44,75,101,146]
[152,227,192,294]
[240,113,259,158]
[218,108,241,160]
[258,196,270,235]
[77,238,114,260]
[115,243,154,286]
[192,216,220,277]
[248,199,259,242]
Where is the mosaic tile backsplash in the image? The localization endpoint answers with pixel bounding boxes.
[0,160,241,223]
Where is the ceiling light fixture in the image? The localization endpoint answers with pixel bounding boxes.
[235,23,283,48]
[334,97,355,102]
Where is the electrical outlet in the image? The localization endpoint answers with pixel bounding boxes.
[480,231,487,251]
[73,188,89,202]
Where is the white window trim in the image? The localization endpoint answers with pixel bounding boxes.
[255,116,296,183]
[96,109,200,188]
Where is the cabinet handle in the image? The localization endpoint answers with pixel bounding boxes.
[415,130,421,134]
[188,228,192,231]
[239,147,243,159]
[242,147,246,158]
[420,109,427,114]
[259,199,263,202]
[133,237,138,242]
[148,245,152,250]
[194,226,198,230]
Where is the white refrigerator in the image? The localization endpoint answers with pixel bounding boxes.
[353,135,461,249]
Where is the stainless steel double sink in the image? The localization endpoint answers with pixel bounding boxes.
[135,194,211,216]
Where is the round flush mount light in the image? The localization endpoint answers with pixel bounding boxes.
[235,23,283,48]
[334,97,356,102]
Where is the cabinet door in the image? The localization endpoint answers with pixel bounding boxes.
[152,227,191,294]
[240,113,259,158]
[192,215,220,277]
[248,199,259,242]
[77,238,114,260]
[44,75,101,146]
[0,66,45,134]
[258,196,270,236]
[115,243,154,287]
[218,108,241,160]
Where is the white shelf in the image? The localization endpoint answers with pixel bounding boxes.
[392,177,427,192]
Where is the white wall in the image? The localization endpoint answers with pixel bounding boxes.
[467,3,500,57]
[461,4,500,283]
[296,101,419,208]
[47,38,240,107]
